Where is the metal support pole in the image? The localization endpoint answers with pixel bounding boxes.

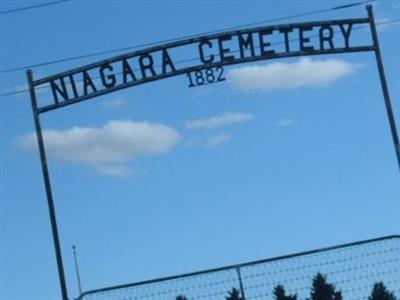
[73,245,83,295]
[27,70,69,300]
[236,267,246,300]
[367,5,400,171]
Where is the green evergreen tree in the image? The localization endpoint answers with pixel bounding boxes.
[226,287,244,300]
[368,282,397,300]
[309,273,342,300]
[274,284,297,300]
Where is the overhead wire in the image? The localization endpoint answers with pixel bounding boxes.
[0,0,72,15]
[0,0,376,74]
[1,18,397,98]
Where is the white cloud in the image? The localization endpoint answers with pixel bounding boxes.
[102,98,129,110]
[94,164,133,177]
[185,112,254,129]
[185,134,232,148]
[205,134,231,147]
[227,58,357,91]
[376,17,399,32]
[13,83,28,92]
[278,119,293,128]
[4,83,49,98]
[17,120,181,177]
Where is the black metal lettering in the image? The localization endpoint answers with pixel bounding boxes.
[216,66,226,82]
[218,35,235,62]
[186,72,195,87]
[339,23,353,48]
[279,28,293,52]
[194,70,205,85]
[238,33,255,58]
[82,71,97,96]
[299,26,314,52]
[99,63,116,88]
[205,68,215,83]
[161,49,176,74]
[198,39,214,64]
[33,17,374,112]
[139,53,156,78]
[68,74,79,99]
[259,29,275,57]
[122,59,137,84]
[319,25,334,50]
[50,77,69,103]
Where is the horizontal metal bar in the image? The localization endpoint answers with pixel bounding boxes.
[77,234,399,299]
[33,17,369,86]
[38,45,374,114]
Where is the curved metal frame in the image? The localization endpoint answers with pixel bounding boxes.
[25,5,399,300]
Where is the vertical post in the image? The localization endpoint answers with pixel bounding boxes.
[367,5,400,172]
[27,70,69,300]
[72,245,83,295]
[236,267,246,300]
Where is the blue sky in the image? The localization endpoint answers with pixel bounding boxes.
[1,1,400,300]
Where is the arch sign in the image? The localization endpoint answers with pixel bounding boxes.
[26,5,399,300]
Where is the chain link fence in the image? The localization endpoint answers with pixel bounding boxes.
[78,235,400,300]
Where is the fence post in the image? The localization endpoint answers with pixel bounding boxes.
[236,266,246,300]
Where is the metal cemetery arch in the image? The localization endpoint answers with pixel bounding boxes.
[26,5,399,300]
